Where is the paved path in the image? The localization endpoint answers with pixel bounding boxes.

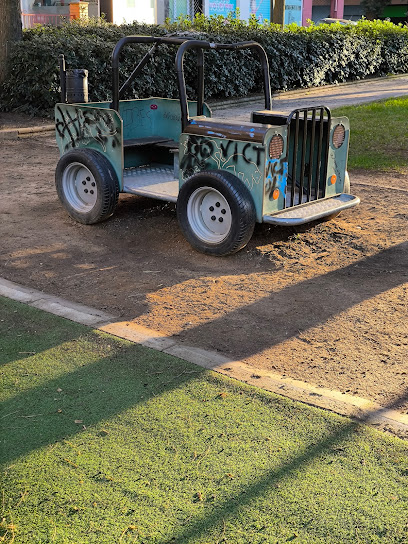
[211,74,408,120]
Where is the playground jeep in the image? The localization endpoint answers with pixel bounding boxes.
[55,36,360,256]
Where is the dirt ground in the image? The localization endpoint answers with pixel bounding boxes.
[0,111,52,129]
[1,130,407,414]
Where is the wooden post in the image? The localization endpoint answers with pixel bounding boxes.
[272,0,285,25]
[69,2,80,19]
[99,0,113,22]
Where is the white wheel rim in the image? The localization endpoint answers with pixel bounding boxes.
[62,162,98,212]
[187,186,232,244]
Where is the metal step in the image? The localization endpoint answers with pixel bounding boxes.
[123,165,178,202]
[263,194,360,226]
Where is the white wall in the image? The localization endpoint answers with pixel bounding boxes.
[112,0,155,24]
[237,0,250,19]
[21,0,34,11]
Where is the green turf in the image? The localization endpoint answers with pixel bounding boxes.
[333,96,408,173]
[1,296,408,544]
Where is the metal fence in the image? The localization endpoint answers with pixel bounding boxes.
[21,1,99,29]
[166,0,203,21]
[21,12,73,28]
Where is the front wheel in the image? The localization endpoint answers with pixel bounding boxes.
[177,171,256,256]
[55,148,119,224]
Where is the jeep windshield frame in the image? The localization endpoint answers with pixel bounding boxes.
[111,35,272,130]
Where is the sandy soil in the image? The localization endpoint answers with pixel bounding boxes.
[0,132,407,414]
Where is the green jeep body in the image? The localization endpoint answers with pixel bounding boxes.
[55,36,359,256]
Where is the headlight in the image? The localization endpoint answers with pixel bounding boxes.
[332,124,345,148]
[269,134,284,159]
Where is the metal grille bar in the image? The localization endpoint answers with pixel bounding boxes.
[286,107,331,208]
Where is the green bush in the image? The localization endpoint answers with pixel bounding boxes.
[1,15,408,116]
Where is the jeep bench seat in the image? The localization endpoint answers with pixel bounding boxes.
[251,111,287,125]
[123,137,179,150]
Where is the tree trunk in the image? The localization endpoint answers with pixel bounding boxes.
[99,0,113,22]
[0,0,22,85]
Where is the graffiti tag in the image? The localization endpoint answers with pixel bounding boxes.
[56,106,120,152]
[265,158,288,201]
[180,135,264,189]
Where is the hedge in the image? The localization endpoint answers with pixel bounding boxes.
[1,14,408,116]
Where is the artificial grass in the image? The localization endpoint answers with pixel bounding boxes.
[1,296,408,544]
[333,96,408,173]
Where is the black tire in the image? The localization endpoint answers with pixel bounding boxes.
[177,170,256,256]
[55,148,119,225]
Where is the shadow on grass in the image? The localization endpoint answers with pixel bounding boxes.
[2,316,408,542]
[0,338,206,466]
[161,389,408,544]
[0,295,87,367]
[1,283,408,542]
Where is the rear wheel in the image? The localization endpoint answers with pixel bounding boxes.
[177,171,256,256]
[55,148,119,224]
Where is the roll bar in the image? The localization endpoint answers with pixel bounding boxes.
[111,36,272,129]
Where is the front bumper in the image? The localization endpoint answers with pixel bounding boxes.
[262,193,360,226]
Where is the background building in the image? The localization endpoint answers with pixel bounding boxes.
[20,0,99,28]
[19,0,408,29]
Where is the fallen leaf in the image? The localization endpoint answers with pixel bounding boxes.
[193,492,203,502]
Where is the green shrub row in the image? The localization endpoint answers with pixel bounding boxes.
[1,15,408,116]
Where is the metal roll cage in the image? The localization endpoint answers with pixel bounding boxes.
[111,35,272,130]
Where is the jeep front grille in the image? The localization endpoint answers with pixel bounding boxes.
[286,107,331,208]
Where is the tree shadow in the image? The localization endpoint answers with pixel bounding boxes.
[175,241,408,360]
[1,271,408,542]
[0,337,206,467]
[0,295,86,367]
[160,388,408,544]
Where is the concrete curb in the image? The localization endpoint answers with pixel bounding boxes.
[1,276,407,438]
[0,277,114,326]
[0,125,54,140]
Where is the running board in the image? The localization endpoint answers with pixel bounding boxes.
[263,194,360,226]
[123,166,178,203]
